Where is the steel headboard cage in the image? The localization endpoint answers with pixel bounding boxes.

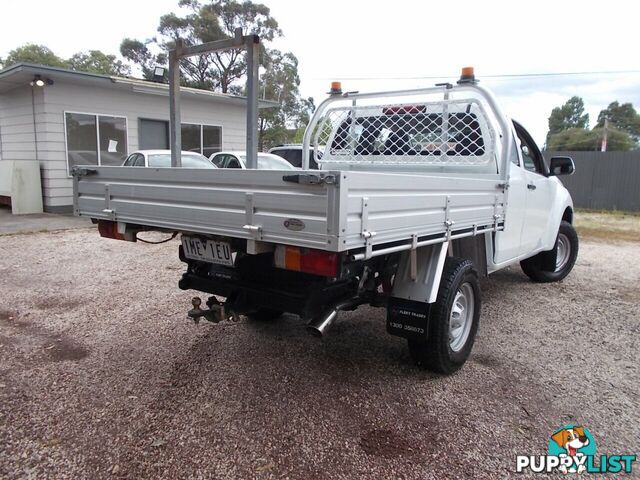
[302,82,514,182]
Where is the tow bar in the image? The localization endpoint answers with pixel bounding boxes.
[187,296,240,324]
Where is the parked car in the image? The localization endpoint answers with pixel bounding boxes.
[268,144,322,169]
[122,150,216,168]
[209,151,297,170]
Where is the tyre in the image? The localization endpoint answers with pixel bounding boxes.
[520,221,578,283]
[246,308,283,321]
[408,257,481,374]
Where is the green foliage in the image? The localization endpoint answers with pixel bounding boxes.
[547,126,634,152]
[122,0,282,92]
[2,44,69,69]
[68,50,131,76]
[121,0,312,148]
[120,38,167,80]
[2,43,130,77]
[546,97,638,151]
[546,96,589,145]
[257,49,314,149]
[596,101,640,144]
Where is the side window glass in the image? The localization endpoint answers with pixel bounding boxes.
[285,150,302,167]
[510,138,520,165]
[123,154,135,166]
[515,129,543,174]
[134,154,146,167]
[520,143,537,173]
[212,154,227,167]
[227,157,241,168]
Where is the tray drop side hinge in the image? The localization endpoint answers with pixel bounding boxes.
[361,197,377,259]
[243,193,262,239]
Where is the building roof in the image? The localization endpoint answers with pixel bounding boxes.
[0,63,278,108]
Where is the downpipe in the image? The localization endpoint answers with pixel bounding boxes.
[307,298,364,337]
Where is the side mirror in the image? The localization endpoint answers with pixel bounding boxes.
[548,156,575,176]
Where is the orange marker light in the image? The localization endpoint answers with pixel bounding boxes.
[458,66,477,84]
[461,66,474,77]
[329,81,342,95]
[285,246,301,271]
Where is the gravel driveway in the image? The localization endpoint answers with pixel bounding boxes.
[0,227,638,479]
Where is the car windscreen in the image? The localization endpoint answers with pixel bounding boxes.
[271,149,319,169]
[239,154,296,170]
[148,154,215,168]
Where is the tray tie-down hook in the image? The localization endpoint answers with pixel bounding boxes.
[187,296,240,324]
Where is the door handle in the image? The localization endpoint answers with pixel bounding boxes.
[527,183,537,190]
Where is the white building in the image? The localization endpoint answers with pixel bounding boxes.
[0,63,273,213]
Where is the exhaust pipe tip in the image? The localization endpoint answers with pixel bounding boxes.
[306,324,325,338]
[307,308,339,338]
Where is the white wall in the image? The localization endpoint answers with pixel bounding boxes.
[1,80,248,211]
[0,86,41,162]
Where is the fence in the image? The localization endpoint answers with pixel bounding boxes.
[544,151,640,212]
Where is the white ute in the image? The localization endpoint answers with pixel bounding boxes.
[73,68,577,374]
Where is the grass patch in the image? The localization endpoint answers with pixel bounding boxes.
[575,210,640,242]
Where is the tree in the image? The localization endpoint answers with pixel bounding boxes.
[122,0,282,92]
[120,39,167,81]
[1,43,132,77]
[546,96,589,145]
[121,0,313,147]
[1,44,68,69]
[547,126,634,151]
[68,50,131,76]
[596,101,640,144]
[257,49,313,150]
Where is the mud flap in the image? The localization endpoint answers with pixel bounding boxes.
[538,243,558,271]
[386,297,431,341]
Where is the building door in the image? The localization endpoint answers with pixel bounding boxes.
[139,119,169,150]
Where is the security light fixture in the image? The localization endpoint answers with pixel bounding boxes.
[30,75,54,87]
[152,66,166,83]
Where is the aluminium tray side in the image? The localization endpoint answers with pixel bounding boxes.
[74,167,505,253]
[340,171,505,250]
[74,167,337,250]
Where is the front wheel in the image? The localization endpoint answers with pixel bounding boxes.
[520,220,579,283]
[408,257,481,374]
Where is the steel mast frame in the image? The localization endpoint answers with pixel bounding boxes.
[168,27,260,169]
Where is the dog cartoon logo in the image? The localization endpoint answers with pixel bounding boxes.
[517,424,635,474]
[548,425,596,474]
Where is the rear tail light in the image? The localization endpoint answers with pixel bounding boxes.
[274,245,339,277]
[97,220,126,240]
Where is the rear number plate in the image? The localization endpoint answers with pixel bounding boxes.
[181,236,233,266]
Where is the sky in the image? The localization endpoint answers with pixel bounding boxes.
[1,0,639,146]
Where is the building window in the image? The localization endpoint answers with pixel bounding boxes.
[181,123,201,154]
[138,119,222,157]
[65,112,128,173]
[203,125,222,157]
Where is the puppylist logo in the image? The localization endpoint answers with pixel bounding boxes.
[516,425,636,474]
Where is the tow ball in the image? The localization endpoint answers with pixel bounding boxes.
[187,297,240,324]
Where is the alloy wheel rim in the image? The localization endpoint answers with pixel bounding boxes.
[555,233,571,272]
[449,282,474,352]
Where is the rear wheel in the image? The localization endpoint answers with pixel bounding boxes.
[408,257,480,374]
[520,221,578,283]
